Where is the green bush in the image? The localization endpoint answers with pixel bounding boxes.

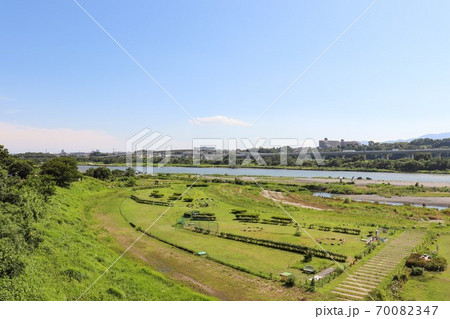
[284,275,295,287]
[303,251,313,263]
[405,253,447,272]
[410,266,424,276]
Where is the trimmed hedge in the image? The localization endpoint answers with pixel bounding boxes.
[130,195,173,206]
[217,232,347,262]
[191,212,216,221]
[235,213,260,223]
[332,227,361,235]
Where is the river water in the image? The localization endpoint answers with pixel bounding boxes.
[78,165,450,183]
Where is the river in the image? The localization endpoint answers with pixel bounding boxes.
[78,165,450,183]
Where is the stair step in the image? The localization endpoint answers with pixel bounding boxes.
[332,231,424,301]
[332,290,364,300]
[342,279,378,289]
[355,270,385,279]
[358,265,395,273]
[352,274,382,283]
[334,286,369,297]
[338,283,372,292]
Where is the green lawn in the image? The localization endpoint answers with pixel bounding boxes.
[0,178,210,301]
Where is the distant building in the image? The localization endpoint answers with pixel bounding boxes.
[319,138,361,149]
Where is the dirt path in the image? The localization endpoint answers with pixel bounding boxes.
[261,190,325,211]
[95,210,312,301]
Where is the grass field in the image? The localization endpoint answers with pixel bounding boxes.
[116,175,449,298]
[6,173,448,301]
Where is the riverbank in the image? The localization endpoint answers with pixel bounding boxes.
[76,162,450,175]
[78,165,450,185]
[336,194,450,209]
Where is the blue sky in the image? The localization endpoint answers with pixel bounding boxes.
[1,0,450,152]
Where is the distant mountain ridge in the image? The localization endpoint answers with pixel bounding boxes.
[385,132,450,143]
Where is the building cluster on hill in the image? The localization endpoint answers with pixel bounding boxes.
[319,138,361,149]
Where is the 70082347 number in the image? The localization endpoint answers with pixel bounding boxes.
[376,306,438,316]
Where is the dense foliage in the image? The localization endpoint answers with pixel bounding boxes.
[0,145,51,290]
[405,253,447,272]
[41,157,79,187]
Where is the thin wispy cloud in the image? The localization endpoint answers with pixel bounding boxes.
[0,95,16,102]
[0,121,122,153]
[192,115,250,127]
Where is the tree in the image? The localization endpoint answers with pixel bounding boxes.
[0,145,11,167]
[92,167,112,180]
[124,167,135,177]
[8,159,34,179]
[40,157,79,187]
[112,169,125,178]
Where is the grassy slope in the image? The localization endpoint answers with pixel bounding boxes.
[2,178,210,301]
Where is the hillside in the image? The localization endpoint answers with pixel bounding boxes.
[0,178,210,301]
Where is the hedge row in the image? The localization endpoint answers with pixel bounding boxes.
[261,216,293,226]
[313,224,361,235]
[217,232,347,262]
[130,195,173,206]
[333,227,361,235]
[140,230,196,254]
[205,255,272,280]
[132,184,169,190]
[235,213,260,222]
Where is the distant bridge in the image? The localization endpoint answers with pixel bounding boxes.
[154,148,450,159]
[236,148,450,159]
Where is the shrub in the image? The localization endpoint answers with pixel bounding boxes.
[284,275,295,287]
[61,268,87,282]
[303,251,313,263]
[124,177,136,187]
[306,278,315,292]
[410,266,424,276]
[106,287,125,299]
[406,253,447,272]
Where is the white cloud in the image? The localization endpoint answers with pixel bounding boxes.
[193,115,250,127]
[0,122,123,153]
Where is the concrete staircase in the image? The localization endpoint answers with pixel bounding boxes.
[332,231,423,301]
